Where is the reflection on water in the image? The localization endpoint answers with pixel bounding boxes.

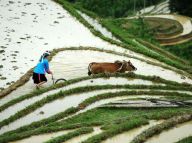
[0,0,144,89]
[50,50,192,84]
[65,127,102,143]
[59,95,162,122]
[102,120,163,143]
[0,89,125,134]
[146,121,192,143]
[0,77,159,122]
[77,11,120,42]
[10,129,73,143]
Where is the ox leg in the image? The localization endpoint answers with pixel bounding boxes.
[88,71,92,76]
[104,72,111,78]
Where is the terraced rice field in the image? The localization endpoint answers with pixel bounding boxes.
[0,0,192,143]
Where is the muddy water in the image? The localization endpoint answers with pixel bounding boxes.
[0,0,149,90]
[77,11,120,42]
[0,49,166,107]
[51,50,192,84]
[10,129,73,143]
[0,89,126,134]
[64,127,102,143]
[59,95,162,122]
[146,121,192,143]
[1,49,191,115]
[102,120,163,143]
[0,77,157,121]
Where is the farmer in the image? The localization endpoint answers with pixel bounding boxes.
[32,51,53,89]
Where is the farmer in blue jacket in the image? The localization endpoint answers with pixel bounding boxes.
[33,51,53,89]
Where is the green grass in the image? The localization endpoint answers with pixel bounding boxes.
[67,0,163,18]
[1,107,191,143]
[1,85,191,129]
[107,18,156,43]
[131,114,192,143]
[176,136,192,143]
[55,0,192,75]
[0,89,191,142]
[59,108,192,143]
[44,127,93,143]
[2,71,190,113]
[82,118,148,143]
[58,108,192,126]
[101,18,192,70]
[164,41,192,65]
[2,46,190,99]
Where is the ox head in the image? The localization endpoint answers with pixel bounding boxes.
[125,60,137,71]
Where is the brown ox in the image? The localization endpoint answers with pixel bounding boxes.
[88,60,137,75]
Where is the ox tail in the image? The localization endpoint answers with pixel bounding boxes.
[88,63,93,76]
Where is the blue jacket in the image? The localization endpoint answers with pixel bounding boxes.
[34,58,49,74]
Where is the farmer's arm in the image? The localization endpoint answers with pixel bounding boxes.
[44,60,52,74]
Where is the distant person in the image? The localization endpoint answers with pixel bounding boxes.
[33,51,53,89]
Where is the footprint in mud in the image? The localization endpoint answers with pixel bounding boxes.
[39,111,44,115]
[58,16,65,19]
[11,61,17,63]
[11,53,17,57]
[12,66,19,70]
[181,76,186,79]
[24,3,32,6]
[20,37,26,40]
[54,21,59,24]
[0,77,6,80]
[0,50,5,53]
[6,82,12,85]
[0,46,7,49]
[8,1,14,4]
[0,87,4,91]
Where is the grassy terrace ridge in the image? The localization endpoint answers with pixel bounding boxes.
[2,46,191,99]
[0,89,192,140]
[176,136,192,143]
[100,18,192,72]
[0,88,191,140]
[1,107,192,143]
[44,127,93,143]
[82,118,148,143]
[55,0,192,75]
[1,84,192,128]
[164,41,192,65]
[101,18,189,65]
[1,71,190,112]
[130,114,192,143]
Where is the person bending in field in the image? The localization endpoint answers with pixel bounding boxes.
[33,51,53,89]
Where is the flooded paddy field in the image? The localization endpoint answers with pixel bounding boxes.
[146,121,192,143]
[0,0,192,142]
[102,120,163,143]
[0,89,126,134]
[10,129,73,143]
[0,0,147,90]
